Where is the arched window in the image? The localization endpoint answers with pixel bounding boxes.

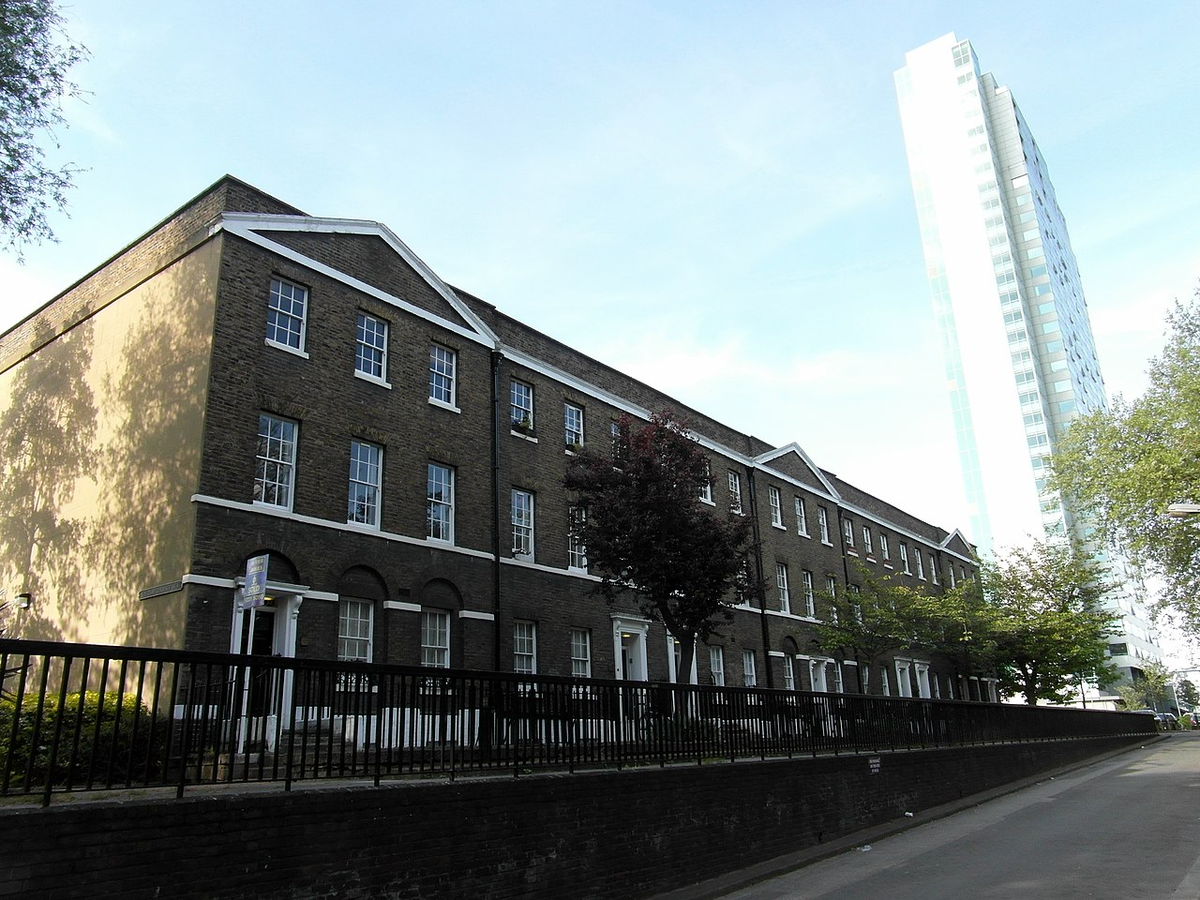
[336,567,388,663]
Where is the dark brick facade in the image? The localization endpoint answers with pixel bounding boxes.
[0,176,983,698]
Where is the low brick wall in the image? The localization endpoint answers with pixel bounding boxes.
[0,736,1142,900]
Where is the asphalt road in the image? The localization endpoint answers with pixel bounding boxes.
[710,734,1200,900]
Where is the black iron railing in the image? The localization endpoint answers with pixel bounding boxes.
[0,639,1154,805]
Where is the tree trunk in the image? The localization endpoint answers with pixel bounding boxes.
[1024,668,1039,705]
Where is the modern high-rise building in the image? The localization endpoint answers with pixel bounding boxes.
[894,33,1162,685]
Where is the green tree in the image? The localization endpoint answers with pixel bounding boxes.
[1115,661,1174,712]
[564,413,755,684]
[0,0,88,253]
[978,540,1118,705]
[1051,290,1200,635]
[927,577,1002,698]
[810,562,944,694]
[1176,677,1198,710]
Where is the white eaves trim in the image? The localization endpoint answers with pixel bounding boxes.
[215,213,499,348]
[501,346,776,478]
[754,442,841,500]
[940,528,973,552]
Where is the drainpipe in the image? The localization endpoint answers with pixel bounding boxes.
[835,507,855,691]
[745,467,773,688]
[490,350,504,672]
[835,507,853,588]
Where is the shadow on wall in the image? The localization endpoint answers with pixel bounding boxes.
[1,255,214,649]
[85,261,214,648]
[0,320,98,642]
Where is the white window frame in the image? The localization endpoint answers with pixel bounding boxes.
[930,553,939,584]
[802,570,816,617]
[776,563,791,614]
[900,543,911,575]
[428,344,457,409]
[842,517,855,548]
[511,489,535,560]
[809,659,828,693]
[699,460,713,505]
[826,576,838,623]
[337,597,374,663]
[347,440,382,528]
[709,646,725,686]
[742,650,757,688]
[511,379,534,430]
[795,496,808,536]
[831,661,844,694]
[564,402,584,449]
[895,659,914,697]
[254,414,298,510]
[513,621,537,675]
[354,311,389,384]
[916,550,926,581]
[862,526,873,556]
[818,507,831,544]
[568,506,587,571]
[728,471,743,515]
[421,610,450,668]
[570,628,592,678]
[769,486,783,528]
[880,533,891,562]
[426,462,455,543]
[266,277,307,354]
[915,663,932,699]
[783,656,795,690]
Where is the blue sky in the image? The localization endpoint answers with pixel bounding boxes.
[4,1,1199,538]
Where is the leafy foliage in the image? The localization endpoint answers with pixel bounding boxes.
[0,690,167,789]
[974,540,1118,705]
[0,0,88,254]
[925,576,1001,690]
[1113,660,1174,713]
[1176,677,1198,710]
[564,413,755,683]
[1051,290,1200,635]
[810,562,944,693]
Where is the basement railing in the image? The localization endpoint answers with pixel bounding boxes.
[0,639,1154,805]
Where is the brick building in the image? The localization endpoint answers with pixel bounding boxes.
[0,176,990,700]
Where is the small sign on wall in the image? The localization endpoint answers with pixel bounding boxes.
[868,757,881,776]
[138,581,182,601]
[240,554,269,609]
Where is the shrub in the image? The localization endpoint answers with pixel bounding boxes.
[0,691,168,791]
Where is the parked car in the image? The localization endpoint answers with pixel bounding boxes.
[1129,709,1175,731]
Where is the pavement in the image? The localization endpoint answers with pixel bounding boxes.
[646,734,1173,900]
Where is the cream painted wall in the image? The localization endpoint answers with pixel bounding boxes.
[0,238,222,649]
